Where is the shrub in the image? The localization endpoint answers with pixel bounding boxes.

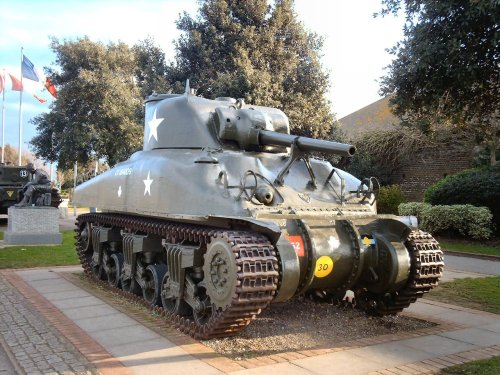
[398,202,431,222]
[420,205,493,240]
[346,128,428,186]
[377,185,405,214]
[424,165,500,232]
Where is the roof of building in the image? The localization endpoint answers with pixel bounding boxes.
[339,96,400,138]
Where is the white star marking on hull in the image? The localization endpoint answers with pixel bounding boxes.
[143,171,153,196]
[147,108,164,142]
[117,185,122,197]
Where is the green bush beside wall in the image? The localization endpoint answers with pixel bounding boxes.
[420,204,493,240]
[398,202,431,222]
[377,185,406,215]
[424,165,500,232]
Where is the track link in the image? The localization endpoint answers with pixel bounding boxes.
[75,213,278,339]
[359,230,444,315]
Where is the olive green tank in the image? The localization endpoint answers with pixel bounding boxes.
[0,164,29,214]
[74,84,444,339]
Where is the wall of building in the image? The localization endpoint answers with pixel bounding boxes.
[395,147,473,201]
[340,97,476,200]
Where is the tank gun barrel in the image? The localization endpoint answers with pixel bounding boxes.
[259,131,355,157]
[215,106,355,156]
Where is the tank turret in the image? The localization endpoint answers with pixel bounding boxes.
[74,84,444,340]
[214,105,355,156]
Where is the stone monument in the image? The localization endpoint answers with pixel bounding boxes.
[5,206,62,245]
[5,163,62,245]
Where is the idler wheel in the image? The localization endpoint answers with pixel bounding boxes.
[105,253,123,288]
[142,264,167,306]
[202,238,238,310]
[160,271,191,315]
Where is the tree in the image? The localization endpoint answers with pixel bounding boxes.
[30,37,143,170]
[1,144,33,166]
[133,37,172,100]
[57,159,109,190]
[347,127,429,185]
[168,0,340,139]
[379,0,500,165]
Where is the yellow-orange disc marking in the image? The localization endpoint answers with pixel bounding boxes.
[314,256,334,278]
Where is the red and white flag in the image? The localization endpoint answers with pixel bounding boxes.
[0,73,4,94]
[8,73,23,91]
[8,72,47,103]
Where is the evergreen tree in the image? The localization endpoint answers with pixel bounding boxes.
[169,0,339,139]
[133,37,172,100]
[379,0,499,165]
[31,37,143,169]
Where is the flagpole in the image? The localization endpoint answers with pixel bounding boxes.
[18,47,23,166]
[73,161,77,216]
[1,68,5,164]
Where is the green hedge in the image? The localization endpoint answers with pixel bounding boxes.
[424,165,500,232]
[398,202,431,222]
[420,204,493,240]
[377,185,405,214]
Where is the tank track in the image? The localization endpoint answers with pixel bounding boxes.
[359,230,444,315]
[75,213,278,340]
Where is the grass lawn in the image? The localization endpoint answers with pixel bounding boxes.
[440,241,500,257]
[425,276,500,314]
[439,355,500,375]
[0,230,80,269]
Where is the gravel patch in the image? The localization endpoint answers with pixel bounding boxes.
[204,296,435,358]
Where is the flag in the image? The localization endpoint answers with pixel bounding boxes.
[44,77,57,98]
[0,74,4,93]
[8,73,47,103]
[21,55,41,82]
[8,73,23,91]
[33,94,47,103]
[22,54,58,99]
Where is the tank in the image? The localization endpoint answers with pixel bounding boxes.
[0,164,29,214]
[0,164,63,209]
[74,84,444,339]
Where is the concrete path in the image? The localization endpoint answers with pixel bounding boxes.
[444,253,500,276]
[441,268,492,282]
[0,266,498,375]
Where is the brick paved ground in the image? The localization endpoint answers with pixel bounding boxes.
[1,265,499,375]
[0,273,98,375]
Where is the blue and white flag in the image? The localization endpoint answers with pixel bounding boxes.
[21,55,41,82]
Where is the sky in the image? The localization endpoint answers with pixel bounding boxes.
[0,0,405,159]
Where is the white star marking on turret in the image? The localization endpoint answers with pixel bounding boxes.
[117,185,122,197]
[147,108,164,142]
[143,172,153,196]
